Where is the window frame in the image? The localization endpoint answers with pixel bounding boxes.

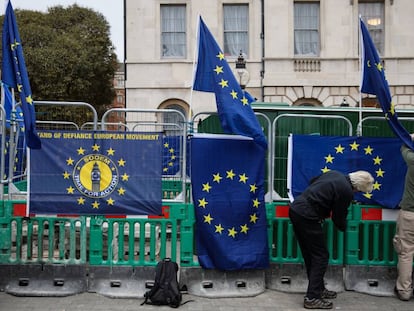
[223,4,249,57]
[160,4,187,59]
[359,1,385,55]
[293,1,320,57]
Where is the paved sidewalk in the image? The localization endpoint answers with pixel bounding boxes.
[0,289,412,311]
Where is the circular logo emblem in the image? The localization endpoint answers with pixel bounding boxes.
[72,154,119,198]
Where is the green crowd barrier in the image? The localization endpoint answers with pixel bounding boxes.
[345,204,397,266]
[266,202,344,265]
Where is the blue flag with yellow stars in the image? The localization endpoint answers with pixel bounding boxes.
[360,17,414,150]
[2,2,41,149]
[289,134,406,209]
[192,16,267,150]
[191,134,269,270]
[162,136,180,176]
[29,131,162,215]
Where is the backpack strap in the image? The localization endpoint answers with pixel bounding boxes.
[140,292,149,306]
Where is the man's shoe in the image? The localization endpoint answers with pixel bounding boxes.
[321,288,337,299]
[304,297,333,309]
[394,286,410,301]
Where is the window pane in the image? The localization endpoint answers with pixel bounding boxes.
[294,2,320,56]
[161,5,186,58]
[359,1,384,54]
[223,4,248,57]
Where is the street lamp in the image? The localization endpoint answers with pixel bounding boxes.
[235,50,250,89]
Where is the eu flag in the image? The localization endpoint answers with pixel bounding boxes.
[289,134,406,209]
[360,17,414,149]
[29,131,162,215]
[162,136,180,176]
[191,134,269,270]
[192,16,267,150]
[2,1,41,149]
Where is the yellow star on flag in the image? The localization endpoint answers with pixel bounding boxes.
[226,169,236,179]
[213,173,222,183]
[216,52,225,60]
[250,183,258,193]
[364,145,374,155]
[239,173,248,184]
[240,224,249,234]
[375,168,385,177]
[204,213,213,224]
[373,155,382,165]
[202,182,212,192]
[335,144,345,154]
[373,181,381,190]
[215,224,224,234]
[214,65,223,74]
[107,148,115,156]
[350,141,359,150]
[230,89,238,99]
[228,227,237,238]
[325,154,334,163]
[241,96,249,106]
[219,79,228,88]
[250,213,258,224]
[321,166,330,173]
[198,198,208,208]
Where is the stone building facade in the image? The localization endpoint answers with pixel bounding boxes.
[124,0,414,120]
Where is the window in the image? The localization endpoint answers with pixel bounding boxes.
[359,1,384,54]
[223,4,248,57]
[294,2,320,56]
[116,76,124,88]
[117,95,123,104]
[161,5,186,58]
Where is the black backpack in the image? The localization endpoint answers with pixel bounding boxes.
[141,258,183,308]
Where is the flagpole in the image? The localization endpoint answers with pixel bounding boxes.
[357,15,363,136]
[188,14,201,134]
[0,83,5,199]
[7,87,17,199]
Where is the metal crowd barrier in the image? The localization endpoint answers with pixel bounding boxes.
[0,105,407,298]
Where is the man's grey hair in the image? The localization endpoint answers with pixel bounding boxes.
[349,170,374,193]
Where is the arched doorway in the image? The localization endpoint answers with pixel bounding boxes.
[159,99,189,135]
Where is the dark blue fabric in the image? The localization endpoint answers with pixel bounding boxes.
[191,135,269,270]
[193,16,267,149]
[291,134,406,209]
[2,2,41,149]
[29,130,162,215]
[360,17,414,149]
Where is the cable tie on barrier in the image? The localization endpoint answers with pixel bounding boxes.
[202,281,213,289]
[110,280,121,288]
[367,279,378,287]
[18,278,29,286]
[235,281,246,288]
[54,279,65,286]
[280,276,291,284]
[145,281,154,289]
